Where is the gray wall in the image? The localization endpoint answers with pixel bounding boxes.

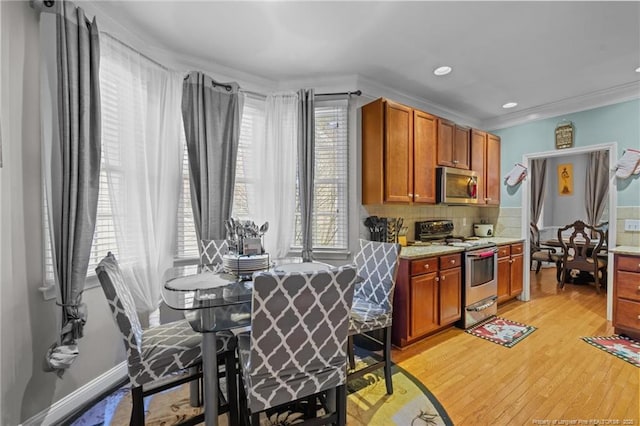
[0,3,124,424]
[542,153,590,228]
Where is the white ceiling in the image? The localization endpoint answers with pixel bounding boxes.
[93,1,640,129]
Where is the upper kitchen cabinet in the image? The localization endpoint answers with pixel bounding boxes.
[437,120,470,169]
[471,129,501,206]
[413,110,438,203]
[361,98,437,204]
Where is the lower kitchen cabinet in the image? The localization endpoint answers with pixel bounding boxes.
[613,253,640,341]
[393,253,462,348]
[497,242,524,304]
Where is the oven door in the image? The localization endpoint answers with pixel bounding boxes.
[465,248,498,304]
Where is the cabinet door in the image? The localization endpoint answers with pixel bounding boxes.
[439,267,462,325]
[413,110,437,203]
[509,254,524,296]
[470,129,486,204]
[497,256,511,303]
[384,101,414,202]
[410,272,439,337]
[437,119,455,167]
[485,133,501,205]
[453,126,470,169]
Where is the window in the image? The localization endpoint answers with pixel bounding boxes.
[175,96,349,258]
[293,100,349,250]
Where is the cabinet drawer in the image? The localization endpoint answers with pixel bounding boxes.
[617,255,640,273]
[497,245,510,259]
[510,243,524,256]
[440,253,462,270]
[615,298,640,332]
[410,257,439,276]
[617,271,640,302]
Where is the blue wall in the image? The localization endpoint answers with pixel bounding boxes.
[494,99,640,208]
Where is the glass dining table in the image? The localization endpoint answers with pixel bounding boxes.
[161,261,333,426]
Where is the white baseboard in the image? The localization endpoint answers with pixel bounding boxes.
[22,362,127,426]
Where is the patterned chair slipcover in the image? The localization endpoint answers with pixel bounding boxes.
[95,252,237,425]
[237,266,357,425]
[200,239,229,273]
[348,239,401,395]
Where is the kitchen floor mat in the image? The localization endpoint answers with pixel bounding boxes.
[465,316,536,348]
[582,335,640,367]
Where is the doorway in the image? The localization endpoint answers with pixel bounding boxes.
[520,142,618,320]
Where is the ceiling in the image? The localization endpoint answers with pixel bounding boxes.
[93,1,640,129]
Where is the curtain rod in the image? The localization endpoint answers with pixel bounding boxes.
[183,74,234,92]
[101,32,170,72]
[315,90,362,97]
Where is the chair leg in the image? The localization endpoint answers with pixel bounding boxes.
[594,269,601,294]
[535,260,542,273]
[130,385,145,426]
[251,412,261,425]
[225,350,239,426]
[336,384,347,426]
[555,261,562,283]
[383,327,393,395]
[347,335,355,370]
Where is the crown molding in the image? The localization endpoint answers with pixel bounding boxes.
[355,76,483,129]
[482,81,640,131]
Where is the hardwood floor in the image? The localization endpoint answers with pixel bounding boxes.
[393,267,639,425]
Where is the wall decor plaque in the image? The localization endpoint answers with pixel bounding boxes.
[555,121,574,149]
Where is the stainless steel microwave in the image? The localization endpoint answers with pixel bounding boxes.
[436,167,479,205]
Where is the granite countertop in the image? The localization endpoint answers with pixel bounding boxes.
[609,246,640,256]
[400,236,525,260]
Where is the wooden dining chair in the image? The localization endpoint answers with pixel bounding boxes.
[529,222,562,281]
[236,266,357,425]
[556,221,607,293]
[347,239,401,395]
[96,252,238,425]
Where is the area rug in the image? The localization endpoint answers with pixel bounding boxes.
[582,335,640,367]
[465,316,536,348]
[69,365,452,425]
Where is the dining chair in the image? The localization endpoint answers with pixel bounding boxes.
[529,222,562,281]
[236,266,357,425]
[556,221,607,293]
[347,239,401,395]
[96,252,238,425]
[200,239,229,272]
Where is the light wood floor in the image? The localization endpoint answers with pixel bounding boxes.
[393,267,639,425]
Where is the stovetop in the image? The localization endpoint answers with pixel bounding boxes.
[415,220,496,251]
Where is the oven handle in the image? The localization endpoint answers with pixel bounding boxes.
[466,296,498,312]
[466,247,498,258]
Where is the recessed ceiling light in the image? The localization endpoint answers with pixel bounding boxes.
[636,66,640,73]
[433,66,452,76]
[502,102,518,109]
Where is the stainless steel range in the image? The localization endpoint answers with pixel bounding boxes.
[415,220,498,329]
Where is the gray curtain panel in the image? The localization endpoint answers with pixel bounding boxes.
[530,159,547,225]
[44,0,101,374]
[182,72,240,242]
[585,150,610,225]
[297,89,315,261]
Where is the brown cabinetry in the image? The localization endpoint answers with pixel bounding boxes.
[613,254,640,340]
[437,120,470,169]
[470,129,501,206]
[497,242,524,304]
[393,253,462,348]
[361,98,437,204]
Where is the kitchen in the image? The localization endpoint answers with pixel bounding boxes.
[2,1,640,425]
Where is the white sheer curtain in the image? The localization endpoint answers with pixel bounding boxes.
[100,34,184,317]
[246,93,298,258]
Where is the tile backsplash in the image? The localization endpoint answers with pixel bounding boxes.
[360,204,500,241]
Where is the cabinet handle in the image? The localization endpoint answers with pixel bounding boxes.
[453,160,459,164]
[435,277,440,282]
[450,259,456,264]
[415,194,420,197]
[408,193,413,197]
[424,264,430,270]
[509,259,513,264]
[441,275,445,281]
[485,198,492,201]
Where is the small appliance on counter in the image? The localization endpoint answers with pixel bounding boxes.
[473,223,494,237]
